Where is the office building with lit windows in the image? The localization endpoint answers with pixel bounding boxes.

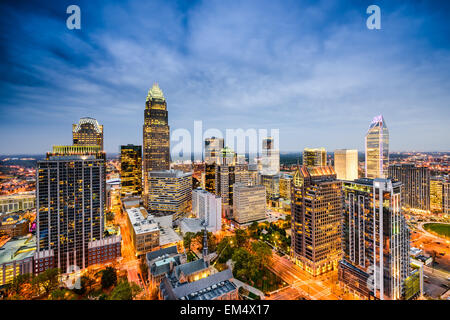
[143,83,171,208]
[35,145,121,273]
[279,174,292,201]
[146,170,192,220]
[204,137,224,165]
[261,137,280,175]
[388,164,430,211]
[72,117,104,150]
[291,166,342,276]
[430,176,444,212]
[120,144,142,197]
[365,115,389,179]
[444,179,450,215]
[303,148,326,168]
[232,183,266,225]
[334,149,358,181]
[260,173,281,206]
[339,178,411,300]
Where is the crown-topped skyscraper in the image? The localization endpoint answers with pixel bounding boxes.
[365,115,389,179]
[143,83,170,207]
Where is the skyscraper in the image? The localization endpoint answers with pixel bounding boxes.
[204,137,224,165]
[339,178,411,300]
[365,115,389,179]
[261,137,280,175]
[233,183,266,225]
[192,188,222,232]
[72,117,104,150]
[143,84,170,207]
[36,145,121,272]
[120,144,142,197]
[291,166,342,276]
[388,164,430,211]
[334,149,358,181]
[303,148,326,168]
[443,179,450,215]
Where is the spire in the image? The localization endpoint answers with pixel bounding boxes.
[146,83,165,102]
[202,220,209,266]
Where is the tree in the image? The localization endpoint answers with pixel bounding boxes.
[251,241,272,268]
[183,232,195,252]
[8,273,31,297]
[105,211,115,223]
[108,280,142,300]
[235,229,248,247]
[50,288,68,300]
[101,266,117,289]
[34,268,60,296]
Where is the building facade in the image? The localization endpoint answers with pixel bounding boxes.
[72,117,104,150]
[0,192,35,215]
[334,149,358,181]
[120,144,142,197]
[388,164,430,211]
[444,180,450,215]
[126,207,160,257]
[303,148,326,168]
[143,84,171,208]
[430,176,443,212]
[192,188,222,232]
[204,137,224,165]
[261,137,280,175]
[365,115,389,179]
[232,183,266,225]
[146,170,192,220]
[260,173,280,206]
[291,166,342,276]
[339,178,410,300]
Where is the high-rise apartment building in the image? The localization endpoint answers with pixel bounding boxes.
[192,188,222,232]
[430,176,444,212]
[339,178,411,300]
[261,137,280,175]
[36,145,121,272]
[291,166,342,276]
[72,117,104,150]
[120,144,142,197]
[444,179,450,215]
[365,115,389,179]
[233,183,266,225]
[303,148,326,168]
[334,149,358,181]
[143,84,170,207]
[204,137,224,165]
[388,164,430,211]
[146,170,192,220]
[279,174,292,201]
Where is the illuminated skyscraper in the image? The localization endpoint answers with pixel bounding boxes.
[233,183,266,225]
[334,149,358,181]
[143,83,170,208]
[365,115,389,179]
[261,137,280,175]
[120,144,142,197]
[430,176,443,212]
[204,137,224,165]
[339,178,411,300]
[72,117,104,150]
[444,179,450,215]
[36,145,121,273]
[303,148,326,168]
[291,166,342,276]
[388,164,430,211]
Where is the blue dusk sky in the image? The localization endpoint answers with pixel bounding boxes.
[0,0,449,154]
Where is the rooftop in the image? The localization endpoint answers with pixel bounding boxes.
[0,236,36,265]
[126,207,159,235]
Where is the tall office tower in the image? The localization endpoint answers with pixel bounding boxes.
[339,178,411,300]
[204,137,224,165]
[120,144,142,197]
[36,145,121,272]
[233,184,266,225]
[146,170,192,220]
[261,137,280,175]
[72,117,104,150]
[334,149,358,181]
[388,164,430,211]
[215,147,248,218]
[303,148,326,168]
[291,166,343,276]
[248,163,259,186]
[444,180,450,215]
[260,173,281,206]
[192,189,222,232]
[143,84,170,207]
[279,173,292,200]
[365,115,389,179]
[430,176,444,212]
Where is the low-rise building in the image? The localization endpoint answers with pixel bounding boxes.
[126,207,160,257]
[0,192,35,215]
[0,214,29,237]
[0,236,36,286]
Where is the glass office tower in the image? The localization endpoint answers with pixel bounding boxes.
[120,144,142,197]
[365,115,389,179]
[72,117,104,150]
[303,148,327,168]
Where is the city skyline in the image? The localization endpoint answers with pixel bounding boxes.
[1,0,450,154]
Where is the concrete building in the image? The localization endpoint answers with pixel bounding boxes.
[126,207,160,257]
[232,183,266,225]
[261,137,280,175]
[0,214,29,237]
[291,166,342,276]
[334,149,358,181]
[192,188,222,232]
[0,192,35,215]
[146,170,192,220]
